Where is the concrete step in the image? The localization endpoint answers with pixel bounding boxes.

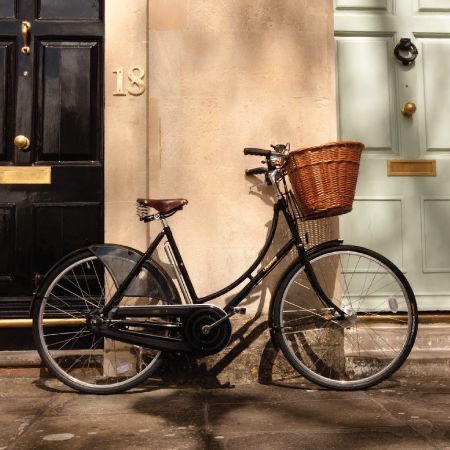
[0,317,449,382]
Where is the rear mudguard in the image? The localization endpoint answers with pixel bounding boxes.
[30,244,180,316]
[268,239,343,337]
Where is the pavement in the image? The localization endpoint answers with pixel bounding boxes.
[0,371,449,450]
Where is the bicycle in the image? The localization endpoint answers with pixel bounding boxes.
[31,143,418,394]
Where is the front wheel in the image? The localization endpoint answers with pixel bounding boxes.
[272,245,418,390]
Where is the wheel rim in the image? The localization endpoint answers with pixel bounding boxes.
[37,256,167,391]
[279,249,414,387]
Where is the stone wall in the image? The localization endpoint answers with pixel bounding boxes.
[147,0,337,314]
[105,0,149,250]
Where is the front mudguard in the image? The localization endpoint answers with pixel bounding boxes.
[267,239,343,342]
[30,244,180,316]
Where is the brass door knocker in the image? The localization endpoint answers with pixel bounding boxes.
[394,38,418,65]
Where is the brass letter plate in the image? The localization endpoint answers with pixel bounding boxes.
[387,159,436,177]
[0,166,51,184]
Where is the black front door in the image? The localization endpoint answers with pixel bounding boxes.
[0,0,104,317]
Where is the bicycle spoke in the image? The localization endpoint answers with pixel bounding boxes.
[67,269,100,309]
[44,330,89,338]
[91,261,105,299]
[277,247,416,388]
[55,283,100,310]
[36,254,176,393]
[45,298,84,319]
[47,326,90,350]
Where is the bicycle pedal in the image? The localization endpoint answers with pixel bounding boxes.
[232,307,246,315]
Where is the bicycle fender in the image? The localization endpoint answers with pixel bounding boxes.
[88,244,181,304]
[305,239,343,257]
[267,239,343,334]
[89,244,177,298]
[30,245,96,316]
[30,244,180,316]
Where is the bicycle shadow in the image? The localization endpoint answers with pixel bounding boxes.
[127,379,407,450]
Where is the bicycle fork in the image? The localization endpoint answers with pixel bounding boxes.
[281,198,347,319]
[301,251,347,318]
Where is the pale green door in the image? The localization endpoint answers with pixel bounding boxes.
[335,1,450,310]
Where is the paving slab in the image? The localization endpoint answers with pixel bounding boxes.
[366,387,450,449]
[0,397,52,416]
[13,413,204,450]
[0,414,36,449]
[40,388,203,418]
[207,397,406,433]
[0,374,449,449]
[221,429,434,450]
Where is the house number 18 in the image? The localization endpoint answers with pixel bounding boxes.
[113,67,146,96]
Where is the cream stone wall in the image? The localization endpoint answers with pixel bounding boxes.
[147,0,337,313]
[105,0,149,250]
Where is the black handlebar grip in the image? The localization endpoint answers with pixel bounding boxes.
[244,148,272,157]
[245,167,268,176]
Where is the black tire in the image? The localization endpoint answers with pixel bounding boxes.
[271,245,418,390]
[32,249,181,394]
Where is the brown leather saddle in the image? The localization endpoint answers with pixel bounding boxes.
[136,198,188,215]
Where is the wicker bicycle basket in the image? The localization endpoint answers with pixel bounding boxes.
[286,141,364,220]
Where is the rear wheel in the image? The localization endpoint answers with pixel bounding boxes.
[32,250,180,394]
[272,245,418,390]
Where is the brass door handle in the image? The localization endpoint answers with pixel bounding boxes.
[21,21,31,55]
[401,102,416,117]
[14,135,31,150]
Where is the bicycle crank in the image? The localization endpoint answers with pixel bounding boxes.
[184,308,231,355]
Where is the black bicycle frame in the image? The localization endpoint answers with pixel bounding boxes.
[102,196,345,317]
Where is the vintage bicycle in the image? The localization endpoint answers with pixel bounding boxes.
[31,142,418,394]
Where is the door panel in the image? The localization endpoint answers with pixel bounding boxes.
[33,202,102,274]
[0,40,15,162]
[37,0,101,20]
[0,0,15,18]
[36,40,101,161]
[417,38,450,152]
[418,0,450,13]
[0,45,6,159]
[0,204,14,280]
[336,36,398,152]
[335,0,390,11]
[340,198,404,269]
[422,198,450,272]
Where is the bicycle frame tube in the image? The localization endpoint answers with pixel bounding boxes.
[101,200,295,314]
[224,237,296,311]
[164,201,297,304]
[102,192,345,317]
[102,231,166,315]
[198,202,283,302]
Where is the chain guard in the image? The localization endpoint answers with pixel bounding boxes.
[101,303,231,355]
[183,308,231,356]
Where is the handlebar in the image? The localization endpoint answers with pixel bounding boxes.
[243,148,272,157]
[244,144,288,180]
[245,167,268,176]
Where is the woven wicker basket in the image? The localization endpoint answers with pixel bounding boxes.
[286,141,364,220]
